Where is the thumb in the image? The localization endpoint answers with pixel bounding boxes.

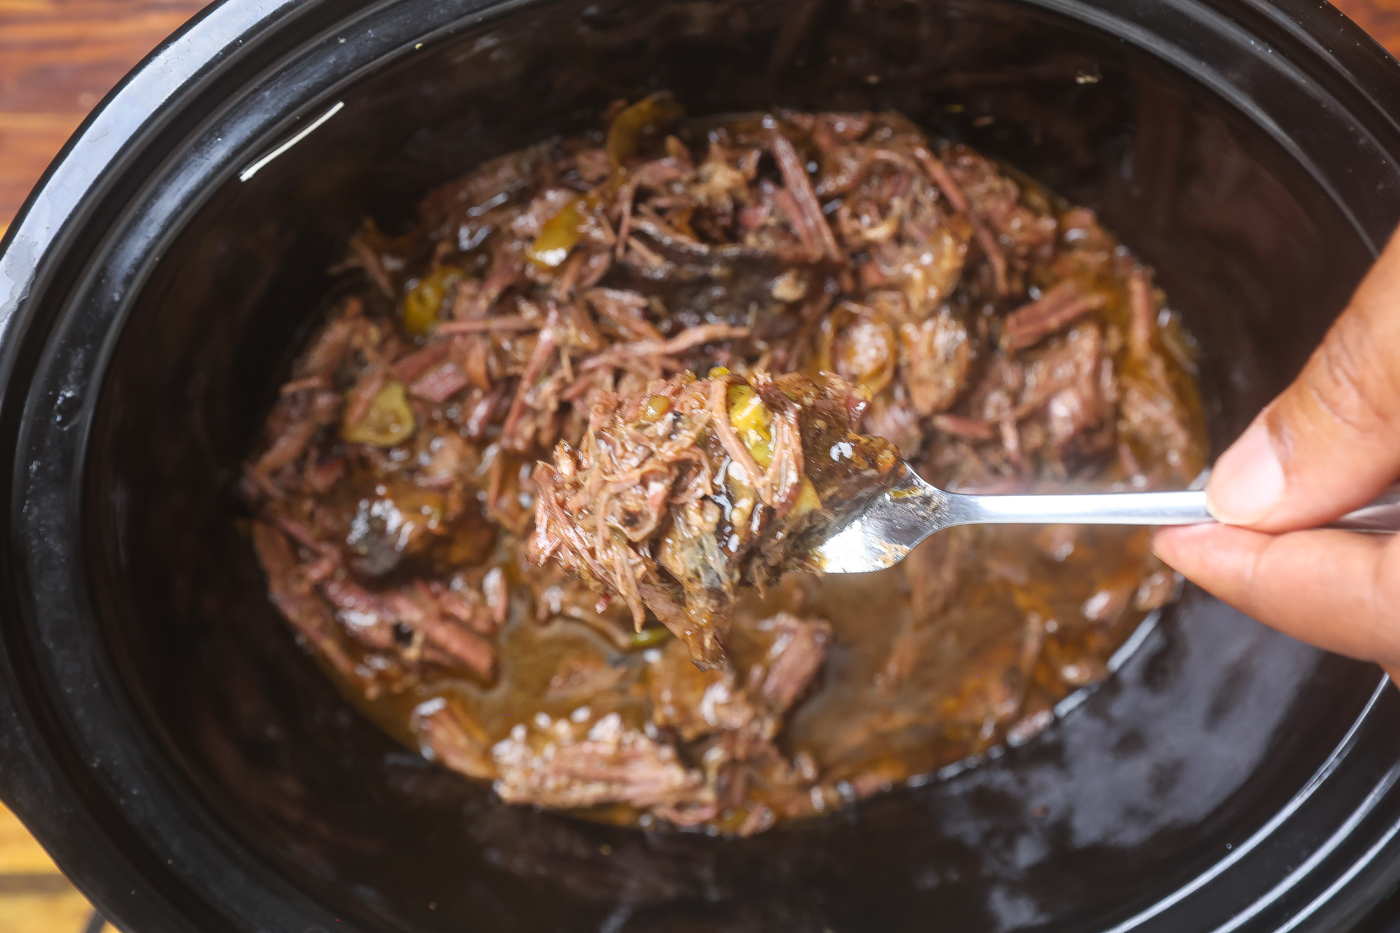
[1207,229,1400,532]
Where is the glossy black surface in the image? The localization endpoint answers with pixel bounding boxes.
[3,0,1400,931]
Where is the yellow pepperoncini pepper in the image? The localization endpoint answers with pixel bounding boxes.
[727,384,774,468]
[640,395,671,422]
[343,380,416,447]
[606,92,685,169]
[726,383,821,515]
[629,626,674,650]
[792,477,822,516]
[402,265,463,336]
[527,95,684,273]
[526,197,591,270]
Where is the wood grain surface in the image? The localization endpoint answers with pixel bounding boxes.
[0,804,103,932]
[0,0,1396,929]
[1336,0,1400,53]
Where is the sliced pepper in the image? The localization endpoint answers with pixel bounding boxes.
[343,380,416,447]
[727,383,774,468]
[727,383,821,516]
[525,91,685,273]
[402,265,463,336]
[606,92,684,169]
[792,477,822,516]
[640,395,671,422]
[526,196,589,270]
[629,625,674,650]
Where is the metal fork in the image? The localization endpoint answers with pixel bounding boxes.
[811,465,1400,574]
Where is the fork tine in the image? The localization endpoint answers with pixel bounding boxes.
[810,465,947,573]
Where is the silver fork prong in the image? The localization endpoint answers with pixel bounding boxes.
[810,466,948,573]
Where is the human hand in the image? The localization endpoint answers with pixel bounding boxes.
[1153,229,1400,683]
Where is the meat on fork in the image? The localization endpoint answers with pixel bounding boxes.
[528,370,899,670]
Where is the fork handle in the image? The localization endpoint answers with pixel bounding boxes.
[947,486,1400,533]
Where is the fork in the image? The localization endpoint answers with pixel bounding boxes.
[811,464,1400,574]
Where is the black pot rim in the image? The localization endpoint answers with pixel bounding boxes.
[3,1,1400,930]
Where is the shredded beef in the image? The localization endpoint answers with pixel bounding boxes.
[243,97,1206,836]
[528,370,898,669]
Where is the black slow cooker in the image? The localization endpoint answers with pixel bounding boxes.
[3,0,1400,930]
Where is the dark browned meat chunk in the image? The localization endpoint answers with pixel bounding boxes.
[489,711,717,821]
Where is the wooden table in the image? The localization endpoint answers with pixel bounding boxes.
[1337,0,1400,51]
[0,0,1397,929]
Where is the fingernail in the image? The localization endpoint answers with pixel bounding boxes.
[1207,420,1284,525]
